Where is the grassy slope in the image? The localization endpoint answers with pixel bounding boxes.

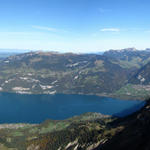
[0,100,149,150]
[0,113,112,150]
[0,52,133,95]
[113,84,150,100]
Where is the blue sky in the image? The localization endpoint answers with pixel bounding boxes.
[0,0,150,53]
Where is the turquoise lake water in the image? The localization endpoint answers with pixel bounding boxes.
[0,93,145,123]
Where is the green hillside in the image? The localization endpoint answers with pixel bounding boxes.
[0,51,134,96]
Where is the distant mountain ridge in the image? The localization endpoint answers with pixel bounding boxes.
[104,48,150,68]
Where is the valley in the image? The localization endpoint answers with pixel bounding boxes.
[0,48,149,149]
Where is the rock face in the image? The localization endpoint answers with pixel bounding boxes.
[27,144,40,150]
[104,48,150,62]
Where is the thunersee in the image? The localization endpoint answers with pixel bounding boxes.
[0,92,145,123]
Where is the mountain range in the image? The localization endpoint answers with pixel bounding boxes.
[0,48,150,99]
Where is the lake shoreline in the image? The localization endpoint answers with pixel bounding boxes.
[0,91,146,101]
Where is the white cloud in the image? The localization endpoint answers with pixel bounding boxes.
[32,25,57,32]
[100,28,120,32]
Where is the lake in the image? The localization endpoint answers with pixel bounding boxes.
[0,92,145,123]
